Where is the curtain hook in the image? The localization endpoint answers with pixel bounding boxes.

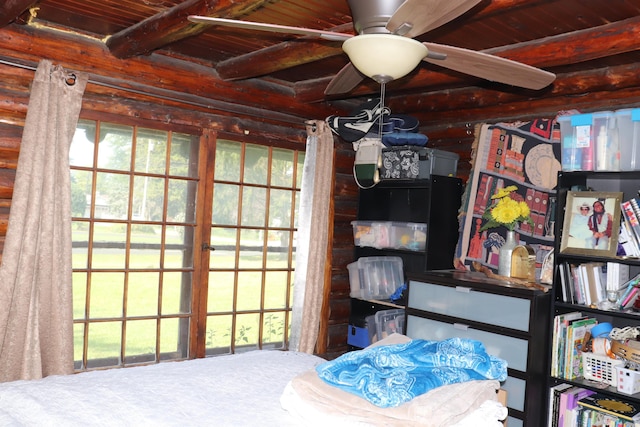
[305,120,317,133]
[65,73,77,86]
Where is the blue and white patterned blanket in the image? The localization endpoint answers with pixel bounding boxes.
[315,337,507,408]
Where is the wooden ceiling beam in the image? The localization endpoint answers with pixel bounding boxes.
[0,0,36,27]
[216,23,352,80]
[295,15,640,103]
[403,62,640,127]
[0,24,342,124]
[106,0,273,59]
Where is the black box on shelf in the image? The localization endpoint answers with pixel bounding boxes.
[380,146,459,180]
[347,313,376,349]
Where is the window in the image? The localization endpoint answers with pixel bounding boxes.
[205,140,303,354]
[70,120,199,369]
[70,120,303,370]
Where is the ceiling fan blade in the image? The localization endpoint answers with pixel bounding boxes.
[324,63,366,95]
[387,0,482,38]
[188,16,352,41]
[422,42,556,90]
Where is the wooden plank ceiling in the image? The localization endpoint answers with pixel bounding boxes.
[1,0,640,108]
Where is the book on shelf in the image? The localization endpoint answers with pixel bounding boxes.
[557,261,633,308]
[559,263,584,305]
[619,215,640,257]
[606,262,630,293]
[558,386,595,427]
[569,264,584,305]
[549,382,573,427]
[621,198,640,254]
[615,272,640,309]
[564,316,597,380]
[583,262,605,305]
[551,312,583,378]
[558,262,573,304]
[577,392,640,422]
[577,408,638,427]
[631,198,640,231]
[577,264,592,306]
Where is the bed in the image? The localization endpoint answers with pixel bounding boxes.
[0,334,507,426]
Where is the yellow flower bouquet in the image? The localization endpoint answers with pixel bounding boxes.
[480,185,534,232]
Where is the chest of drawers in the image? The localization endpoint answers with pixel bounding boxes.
[405,270,550,427]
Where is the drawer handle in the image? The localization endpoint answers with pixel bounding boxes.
[453,323,469,331]
[455,286,471,293]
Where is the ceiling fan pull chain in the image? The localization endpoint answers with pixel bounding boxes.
[378,82,386,141]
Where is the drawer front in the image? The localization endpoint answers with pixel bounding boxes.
[408,280,531,332]
[506,416,523,427]
[502,375,526,412]
[406,315,529,372]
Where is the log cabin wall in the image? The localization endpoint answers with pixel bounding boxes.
[325,69,640,358]
[2,23,640,359]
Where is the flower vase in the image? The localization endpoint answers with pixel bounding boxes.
[498,230,518,277]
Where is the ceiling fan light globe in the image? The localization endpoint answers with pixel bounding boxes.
[343,34,428,82]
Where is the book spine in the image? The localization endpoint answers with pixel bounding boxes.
[619,217,640,257]
[616,273,640,307]
[559,263,569,303]
[578,264,591,306]
[632,198,640,230]
[566,388,596,409]
[621,286,640,308]
[569,264,584,305]
[552,383,574,427]
[621,200,640,248]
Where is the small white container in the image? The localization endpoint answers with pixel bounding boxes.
[615,365,640,395]
[582,352,624,386]
[615,108,640,171]
[592,111,618,171]
[558,115,583,171]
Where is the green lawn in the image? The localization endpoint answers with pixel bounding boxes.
[72,227,292,362]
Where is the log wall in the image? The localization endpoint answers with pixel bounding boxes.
[1,23,640,358]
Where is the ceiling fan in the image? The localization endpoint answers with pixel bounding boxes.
[188,0,556,96]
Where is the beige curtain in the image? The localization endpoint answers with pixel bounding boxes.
[289,120,334,353]
[0,60,88,382]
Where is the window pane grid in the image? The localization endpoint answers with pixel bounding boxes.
[70,124,301,367]
[206,140,300,355]
[71,120,199,371]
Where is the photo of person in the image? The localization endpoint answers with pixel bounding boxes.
[567,202,592,248]
[587,199,613,250]
[560,191,622,256]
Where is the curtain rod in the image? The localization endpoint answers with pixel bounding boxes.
[0,57,308,127]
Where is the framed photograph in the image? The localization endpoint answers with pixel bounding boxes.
[560,191,622,256]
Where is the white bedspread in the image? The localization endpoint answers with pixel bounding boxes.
[0,350,325,427]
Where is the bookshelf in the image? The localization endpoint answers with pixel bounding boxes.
[548,171,640,425]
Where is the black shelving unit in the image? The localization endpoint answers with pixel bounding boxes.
[348,175,463,350]
[548,171,640,421]
[354,175,463,273]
